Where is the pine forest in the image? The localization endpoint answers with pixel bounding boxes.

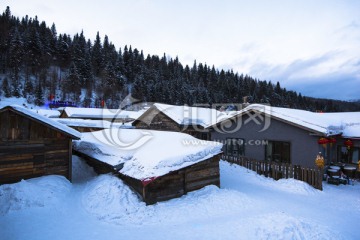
[1,7,359,111]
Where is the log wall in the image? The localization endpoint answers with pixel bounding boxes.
[0,110,72,184]
[141,154,221,205]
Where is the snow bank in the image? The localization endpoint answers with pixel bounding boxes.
[81,174,148,224]
[221,161,320,196]
[273,178,320,195]
[236,212,342,240]
[0,175,71,215]
[146,185,252,225]
[73,129,223,180]
[1,158,357,239]
[72,155,97,183]
[81,173,252,225]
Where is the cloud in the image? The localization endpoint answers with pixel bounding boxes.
[244,51,360,100]
[338,21,360,31]
[287,74,360,100]
[249,51,341,82]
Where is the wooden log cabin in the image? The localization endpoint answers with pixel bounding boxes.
[0,105,81,184]
[120,155,221,205]
[132,103,232,140]
[73,129,223,204]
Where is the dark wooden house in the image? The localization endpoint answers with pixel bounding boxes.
[119,154,221,205]
[133,103,231,140]
[76,150,221,205]
[73,129,222,204]
[0,105,81,184]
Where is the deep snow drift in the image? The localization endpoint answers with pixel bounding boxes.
[0,157,359,240]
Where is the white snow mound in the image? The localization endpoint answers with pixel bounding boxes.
[81,174,149,224]
[72,155,97,183]
[0,175,71,215]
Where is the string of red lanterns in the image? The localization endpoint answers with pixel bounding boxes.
[317,137,353,150]
[317,137,329,145]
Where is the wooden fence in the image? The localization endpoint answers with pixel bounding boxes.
[222,155,323,190]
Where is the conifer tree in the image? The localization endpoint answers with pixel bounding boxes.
[91,32,103,76]
[8,27,23,97]
[2,77,11,97]
[63,62,81,101]
[23,77,34,97]
[35,82,44,105]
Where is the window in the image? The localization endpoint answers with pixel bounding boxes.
[265,141,291,164]
[337,146,359,164]
[225,138,245,157]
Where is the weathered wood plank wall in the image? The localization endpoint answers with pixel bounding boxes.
[0,110,72,184]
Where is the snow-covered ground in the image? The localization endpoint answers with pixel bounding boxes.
[0,97,37,109]
[1,157,359,240]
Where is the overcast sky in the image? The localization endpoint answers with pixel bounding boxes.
[2,0,360,100]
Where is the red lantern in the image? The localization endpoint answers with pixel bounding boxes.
[328,137,336,147]
[344,139,353,150]
[318,137,329,148]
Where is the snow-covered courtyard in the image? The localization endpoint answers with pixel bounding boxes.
[1,156,359,240]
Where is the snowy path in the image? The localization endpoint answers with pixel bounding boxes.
[1,158,359,240]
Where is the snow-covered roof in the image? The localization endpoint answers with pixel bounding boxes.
[321,112,360,138]
[342,125,360,138]
[135,103,234,128]
[217,104,360,137]
[32,109,61,118]
[320,112,360,126]
[61,107,144,120]
[73,129,222,181]
[0,105,81,139]
[53,118,133,129]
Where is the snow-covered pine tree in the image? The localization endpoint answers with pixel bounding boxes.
[34,82,44,105]
[2,77,11,97]
[8,27,24,98]
[91,32,103,76]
